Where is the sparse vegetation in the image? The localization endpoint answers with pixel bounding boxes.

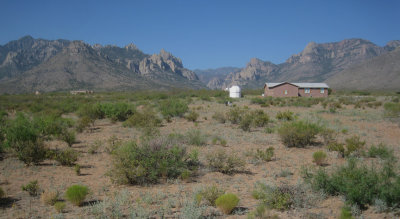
[278,120,322,147]
[206,149,245,174]
[196,185,225,206]
[22,180,40,197]
[54,201,66,213]
[312,151,327,166]
[41,190,59,205]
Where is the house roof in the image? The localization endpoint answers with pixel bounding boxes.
[265,82,329,88]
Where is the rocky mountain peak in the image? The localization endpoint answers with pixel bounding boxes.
[385,40,400,51]
[124,43,138,50]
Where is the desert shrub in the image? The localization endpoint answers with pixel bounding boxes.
[305,158,400,209]
[59,129,76,147]
[367,144,393,159]
[206,149,245,174]
[74,164,81,176]
[211,136,227,146]
[327,141,346,158]
[312,151,327,166]
[340,206,354,219]
[212,111,226,123]
[123,107,161,128]
[251,110,270,127]
[41,190,59,205]
[159,99,188,119]
[109,137,199,185]
[0,187,5,199]
[54,148,78,166]
[54,201,66,213]
[77,103,104,121]
[215,193,239,214]
[88,140,102,154]
[105,135,122,154]
[196,185,225,206]
[4,113,47,165]
[186,110,199,122]
[250,147,275,163]
[345,136,365,157]
[98,102,135,122]
[22,180,40,196]
[383,102,400,118]
[186,129,207,146]
[33,114,74,138]
[278,121,321,147]
[76,116,92,133]
[65,185,89,206]
[320,128,337,145]
[226,107,245,124]
[239,113,253,132]
[276,111,294,121]
[252,182,319,211]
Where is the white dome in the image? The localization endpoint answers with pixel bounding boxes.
[229,85,241,92]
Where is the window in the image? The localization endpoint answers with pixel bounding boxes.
[320,88,324,93]
[284,90,287,95]
[305,88,310,93]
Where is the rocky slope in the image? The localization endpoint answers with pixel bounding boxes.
[218,39,400,90]
[0,36,205,93]
[194,67,240,89]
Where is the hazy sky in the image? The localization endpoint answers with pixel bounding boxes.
[1,0,399,69]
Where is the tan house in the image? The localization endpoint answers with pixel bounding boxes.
[264,82,329,97]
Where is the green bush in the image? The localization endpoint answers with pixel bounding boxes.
[383,102,400,118]
[65,185,89,206]
[74,164,81,176]
[206,149,245,174]
[185,110,199,122]
[252,183,292,211]
[345,136,365,157]
[123,107,161,128]
[22,180,40,196]
[59,129,76,147]
[305,158,400,209]
[368,144,393,159]
[211,136,227,146]
[251,110,270,127]
[239,113,253,132]
[54,148,78,166]
[4,113,47,165]
[226,107,245,124]
[54,201,66,213]
[276,111,294,121]
[196,185,225,206]
[252,147,274,163]
[98,102,135,122]
[159,99,188,119]
[215,193,239,214]
[108,137,199,185]
[278,121,321,147]
[312,151,327,166]
[340,206,354,219]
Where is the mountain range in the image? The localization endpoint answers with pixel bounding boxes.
[197,39,400,91]
[0,36,204,93]
[0,36,399,93]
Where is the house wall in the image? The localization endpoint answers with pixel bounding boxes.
[265,83,298,97]
[298,88,328,97]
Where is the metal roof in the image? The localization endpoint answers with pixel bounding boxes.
[265,82,329,88]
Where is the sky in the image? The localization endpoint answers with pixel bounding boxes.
[0,0,399,69]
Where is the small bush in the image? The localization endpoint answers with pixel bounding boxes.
[74,164,81,176]
[185,110,199,122]
[340,206,354,219]
[278,121,321,147]
[212,111,226,123]
[98,102,135,122]
[186,129,207,146]
[123,107,161,128]
[345,136,365,157]
[41,190,59,205]
[196,185,225,206]
[22,180,40,196]
[368,144,393,159]
[206,149,245,174]
[215,193,239,214]
[54,201,66,213]
[239,113,253,132]
[54,148,78,166]
[312,151,327,166]
[251,147,274,163]
[59,129,76,147]
[76,116,92,133]
[383,102,400,118]
[226,107,245,124]
[65,185,89,206]
[251,110,270,127]
[327,141,346,158]
[276,111,294,121]
[212,136,227,146]
[159,99,188,119]
[252,183,291,211]
[108,137,199,185]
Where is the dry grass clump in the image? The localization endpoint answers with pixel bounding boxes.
[40,190,59,205]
